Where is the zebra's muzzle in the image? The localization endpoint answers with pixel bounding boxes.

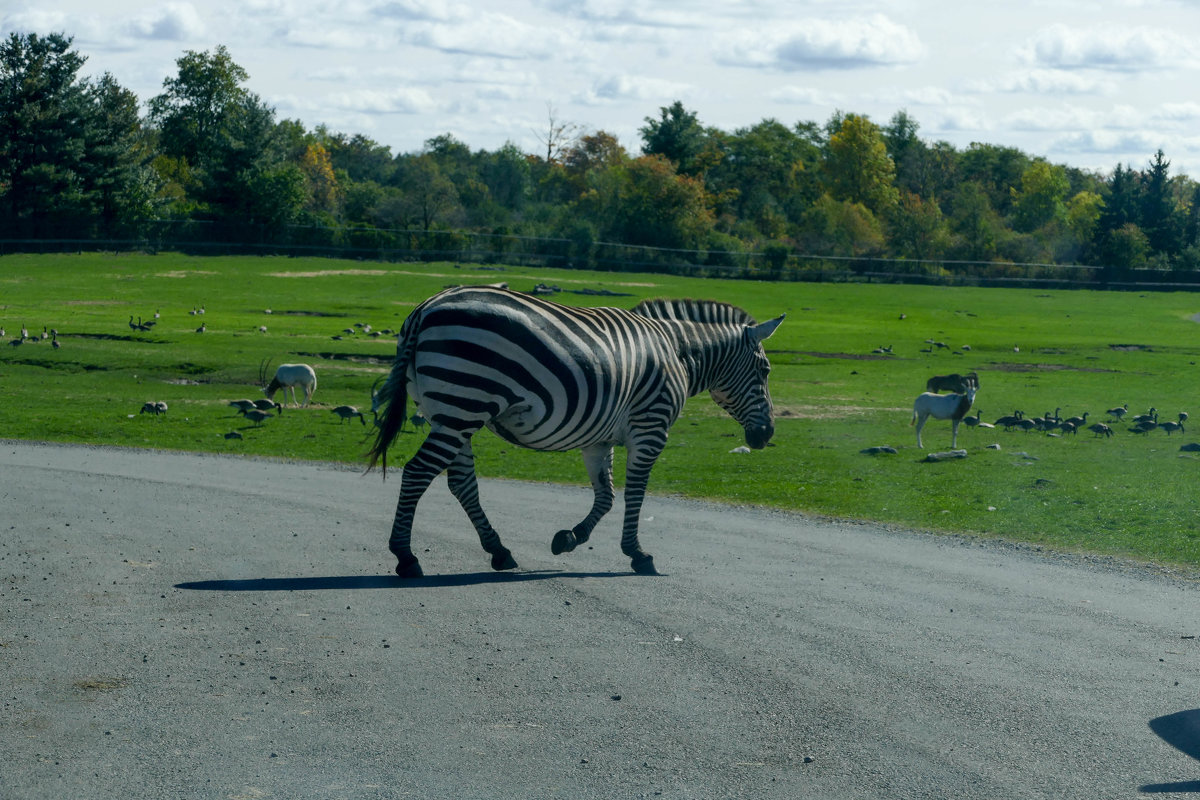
[744,423,774,450]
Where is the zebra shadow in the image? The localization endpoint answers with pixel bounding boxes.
[175,570,636,592]
[1140,709,1200,794]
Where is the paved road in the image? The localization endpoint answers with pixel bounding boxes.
[2,440,1199,799]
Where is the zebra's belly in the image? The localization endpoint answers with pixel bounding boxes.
[486,403,625,452]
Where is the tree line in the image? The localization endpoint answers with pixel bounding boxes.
[4,31,1200,284]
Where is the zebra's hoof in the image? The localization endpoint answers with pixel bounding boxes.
[491,549,518,571]
[394,555,424,579]
[551,529,578,555]
[630,553,658,575]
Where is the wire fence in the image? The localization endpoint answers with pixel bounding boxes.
[3,219,1199,291]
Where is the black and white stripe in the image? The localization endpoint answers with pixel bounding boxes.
[368,285,784,577]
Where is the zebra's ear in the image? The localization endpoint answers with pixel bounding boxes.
[749,314,785,343]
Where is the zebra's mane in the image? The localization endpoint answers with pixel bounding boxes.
[631,298,757,326]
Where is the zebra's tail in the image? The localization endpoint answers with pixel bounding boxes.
[366,322,417,476]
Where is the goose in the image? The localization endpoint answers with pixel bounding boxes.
[1087,422,1113,438]
[253,399,282,413]
[1159,420,1184,435]
[331,405,366,425]
[994,410,1023,430]
[240,408,273,426]
[1132,408,1157,424]
[1106,404,1128,420]
[1062,411,1088,429]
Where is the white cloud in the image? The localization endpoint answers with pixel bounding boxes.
[574,74,694,105]
[314,87,439,114]
[982,69,1115,95]
[1019,24,1200,71]
[125,3,206,41]
[715,14,924,71]
[768,85,843,105]
[397,12,580,60]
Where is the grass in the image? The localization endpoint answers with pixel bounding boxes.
[3,251,1200,568]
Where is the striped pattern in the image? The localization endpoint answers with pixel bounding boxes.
[368,285,783,577]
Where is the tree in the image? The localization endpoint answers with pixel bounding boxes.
[798,194,885,259]
[1011,160,1069,233]
[0,32,89,232]
[958,142,1030,217]
[640,101,710,177]
[532,103,580,164]
[1139,149,1180,254]
[298,142,341,218]
[148,46,284,219]
[582,154,715,250]
[883,110,930,197]
[888,192,948,261]
[823,113,899,214]
[392,154,462,231]
[709,118,821,237]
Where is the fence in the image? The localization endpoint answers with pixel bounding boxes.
[3,219,1199,291]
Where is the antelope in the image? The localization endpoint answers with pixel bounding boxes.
[260,359,317,407]
[912,386,977,449]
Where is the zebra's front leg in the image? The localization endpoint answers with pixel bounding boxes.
[446,441,517,572]
[618,434,667,575]
[551,445,615,557]
[388,427,473,578]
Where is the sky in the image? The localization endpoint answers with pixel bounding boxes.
[6,0,1200,178]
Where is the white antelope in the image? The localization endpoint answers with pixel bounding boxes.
[912,386,977,449]
[260,359,317,407]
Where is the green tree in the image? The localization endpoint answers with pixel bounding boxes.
[947,181,1003,262]
[797,194,885,259]
[1065,190,1104,248]
[639,101,712,177]
[1011,160,1069,233]
[0,32,90,232]
[148,46,285,219]
[1139,149,1180,254]
[958,142,1030,217]
[709,118,821,238]
[882,110,931,198]
[582,154,715,250]
[392,154,462,231]
[888,191,948,261]
[823,113,899,214]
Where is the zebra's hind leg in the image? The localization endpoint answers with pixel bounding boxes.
[552,445,615,556]
[616,434,667,575]
[388,426,474,578]
[446,440,517,571]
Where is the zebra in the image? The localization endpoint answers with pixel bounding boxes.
[367,285,785,578]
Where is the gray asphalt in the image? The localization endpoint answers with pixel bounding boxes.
[2,439,1199,799]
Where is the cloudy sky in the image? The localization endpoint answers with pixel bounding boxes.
[7,0,1200,176]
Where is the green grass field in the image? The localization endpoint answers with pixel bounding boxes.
[3,252,1200,568]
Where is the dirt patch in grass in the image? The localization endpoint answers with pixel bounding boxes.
[268,269,391,278]
[771,349,895,361]
[776,404,903,419]
[294,350,392,365]
[278,309,347,317]
[986,362,1118,373]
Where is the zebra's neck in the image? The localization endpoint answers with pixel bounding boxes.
[632,299,755,397]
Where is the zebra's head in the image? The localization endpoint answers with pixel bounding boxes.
[709,314,785,450]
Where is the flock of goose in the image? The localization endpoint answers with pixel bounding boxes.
[963,406,1186,439]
